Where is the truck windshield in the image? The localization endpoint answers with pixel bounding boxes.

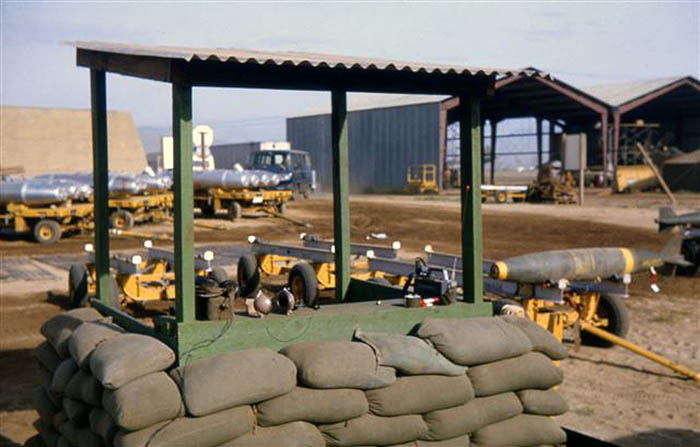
[249,152,288,167]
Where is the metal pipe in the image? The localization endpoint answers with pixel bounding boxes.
[580,321,700,381]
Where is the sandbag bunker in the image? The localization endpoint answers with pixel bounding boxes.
[35,308,569,447]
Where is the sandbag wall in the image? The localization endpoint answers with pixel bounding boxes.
[35,309,569,447]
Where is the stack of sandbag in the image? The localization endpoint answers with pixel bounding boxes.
[34,308,179,447]
[416,316,569,447]
[36,309,569,447]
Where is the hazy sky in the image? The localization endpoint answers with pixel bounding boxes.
[1,2,698,146]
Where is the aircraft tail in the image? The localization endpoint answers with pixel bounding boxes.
[658,207,677,233]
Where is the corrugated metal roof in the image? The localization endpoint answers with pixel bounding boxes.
[74,41,526,78]
[581,77,686,107]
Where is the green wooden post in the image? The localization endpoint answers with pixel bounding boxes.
[90,70,111,306]
[172,83,195,323]
[331,89,350,301]
[459,95,483,304]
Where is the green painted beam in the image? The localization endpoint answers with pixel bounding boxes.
[172,83,195,323]
[459,95,483,304]
[331,89,350,301]
[176,301,493,363]
[90,70,111,306]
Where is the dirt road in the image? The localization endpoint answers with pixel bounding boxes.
[1,194,698,446]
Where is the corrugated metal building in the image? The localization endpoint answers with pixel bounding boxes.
[210,142,261,170]
[287,95,445,192]
[1,106,147,176]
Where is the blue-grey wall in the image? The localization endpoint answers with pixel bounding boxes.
[210,142,260,169]
[287,102,441,193]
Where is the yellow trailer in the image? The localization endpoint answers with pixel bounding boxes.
[108,192,173,230]
[406,164,438,194]
[194,188,292,220]
[0,201,94,244]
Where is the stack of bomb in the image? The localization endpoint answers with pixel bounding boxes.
[192,169,281,191]
[34,310,569,447]
[41,172,173,196]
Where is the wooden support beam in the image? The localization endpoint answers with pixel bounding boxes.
[172,83,195,323]
[459,95,483,304]
[613,111,621,174]
[90,70,112,306]
[490,120,498,185]
[536,117,543,168]
[601,113,609,185]
[331,89,350,301]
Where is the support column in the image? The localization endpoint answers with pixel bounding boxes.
[613,111,621,174]
[172,84,195,323]
[601,112,609,185]
[536,117,543,169]
[90,70,111,306]
[480,121,485,182]
[331,89,350,301]
[459,95,483,304]
[490,120,497,185]
[438,105,447,191]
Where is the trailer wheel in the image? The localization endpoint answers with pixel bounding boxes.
[288,261,319,308]
[33,220,62,244]
[110,210,135,230]
[277,203,287,214]
[302,186,311,199]
[210,266,229,284]
[678,239,699,276]
[582,294,630,348]
[494,190,508,203]
[200,203,216,218]
[69,264,90,308]
[228,201,242,220]
[237,254,260,297]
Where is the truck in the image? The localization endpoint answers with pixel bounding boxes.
[246,147,316,198]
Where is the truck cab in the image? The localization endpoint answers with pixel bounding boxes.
[246,149,316,197]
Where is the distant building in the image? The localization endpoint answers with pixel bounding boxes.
[210,141,290,170]
[1,106,147,176]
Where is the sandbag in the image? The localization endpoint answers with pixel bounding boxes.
[56,436,76,447]
[114,405,254,447]
[422,392,522,441]
[35,387,59,427]
[354,329,465,376]
[69,320,125,369]
[471,414,566,447]
[62,397,91,426]
[90,333,175,390]
[280,341,396,390]
[103,372,183,431]
[38,362,54,386]
[53,411,69,428]
[36,341,63,372]
[65,370,103,406]
[171,348,296,417]
[320,414,429,447]
[58,419,105,447]
[516,389,568,416]
[468,352,563,397]
[366,375,474,417]
[90,407,118,446]
[40,308,105,357]
[417,318,532,366]
[256,387,369,426]
[499,315,568,360]
[51,358,78,395]
[391,435,470,446]
[35,419,60,447]
[222,421,325,447]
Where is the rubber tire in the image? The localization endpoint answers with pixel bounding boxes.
[288,261,319,308]
[494,191,508,204]
[110,210,135,230]
[228,201,242,221]
[678,239,700,276]
[368,277,392,286]
[237,254,260,297]
[200,203,216,218]
[33,220,62,244]
[302,187,310,199]
[69,264,90,308]
[581,294,630,348]
[210,266,229,284]
[277,203,287,214]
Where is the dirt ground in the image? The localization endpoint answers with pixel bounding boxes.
[1,192,698,446]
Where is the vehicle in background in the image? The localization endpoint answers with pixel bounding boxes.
[246,147,316,198]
